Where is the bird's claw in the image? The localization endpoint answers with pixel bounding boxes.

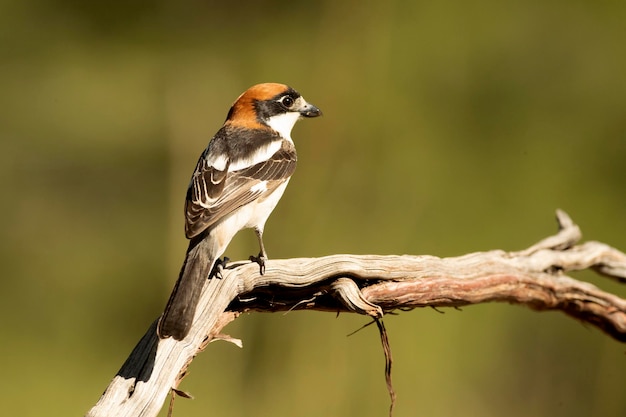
[211,257,229,279]
[249,253,266,275]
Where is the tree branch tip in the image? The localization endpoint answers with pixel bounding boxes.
[555,208,573,229]
[345,319,377,337]
[211,334,243,348]
[171,388,194,400]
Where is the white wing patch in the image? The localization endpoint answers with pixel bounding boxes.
[206,154,229,171]
[229,140,282,171]
[250,181,268,193]
[205,141,284,172]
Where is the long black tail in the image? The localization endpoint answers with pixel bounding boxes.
[157,238,215,340]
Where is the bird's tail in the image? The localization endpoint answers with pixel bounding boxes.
[157,239,215,340]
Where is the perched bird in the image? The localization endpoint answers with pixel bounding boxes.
[158,83,321,340]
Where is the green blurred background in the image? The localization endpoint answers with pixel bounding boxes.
[1,1,625,416]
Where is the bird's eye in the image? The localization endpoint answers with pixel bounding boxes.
[280,96,294,108]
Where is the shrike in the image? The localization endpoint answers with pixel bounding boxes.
[158,83,321,340]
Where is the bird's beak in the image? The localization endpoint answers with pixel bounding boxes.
[298,100,322,118]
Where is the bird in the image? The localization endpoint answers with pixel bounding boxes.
[157,83,321,340]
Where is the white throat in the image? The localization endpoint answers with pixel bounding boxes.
[265,112,300,141]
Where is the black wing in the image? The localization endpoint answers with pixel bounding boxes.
[185,140,297,238]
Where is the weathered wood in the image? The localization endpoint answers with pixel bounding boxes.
[86,210,626,417]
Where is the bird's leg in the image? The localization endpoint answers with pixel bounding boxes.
[210,257,229,279]
[249,228,267,275]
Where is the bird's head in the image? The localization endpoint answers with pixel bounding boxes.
[225,83,321,139]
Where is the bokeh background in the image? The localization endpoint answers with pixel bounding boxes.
[1,1,625,416]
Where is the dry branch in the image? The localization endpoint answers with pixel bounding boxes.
[86,210,626,417]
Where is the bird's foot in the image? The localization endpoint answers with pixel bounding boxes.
[249,253,266,275]
[211,257,229,279]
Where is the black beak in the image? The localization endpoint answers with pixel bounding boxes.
[299,102,322,118]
